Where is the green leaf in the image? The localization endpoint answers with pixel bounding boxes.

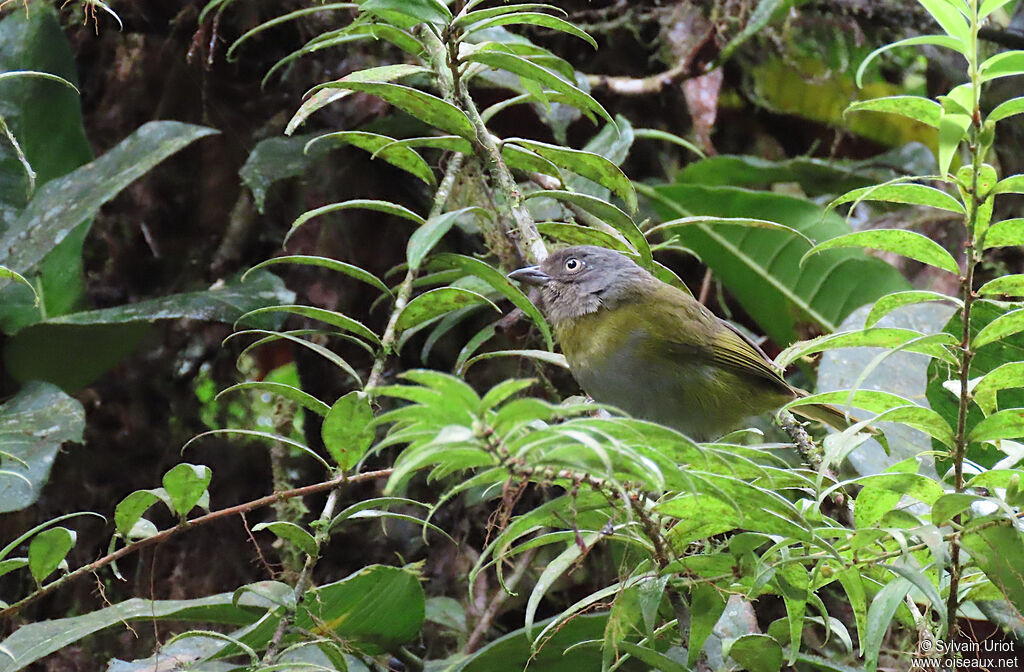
[524,189,650,264]
[0,585,284,669]
[429,253,553,349]
[983,218,1024,249]
[114,489,166,538]
[287,198,425,243]
[237,304,379,345]
[931,492,981,526]
[865,290,961,326]
[863,577,912,672]
[980,0,1016,19]
[650,216,813,246]
[226,3,357,61]
[461,348,569,373]
[688,584,728,667]
[464,49,612,125]
[408,208,488,270]
[238,133,333,213]
[507,138,636,213]
[960,519,1024,615]
[845,96,942,128]
[244,255,392,298]
[396,288,499,333]
[463,12,597,49]
[980,50,1024,83]
[856,35,966,87]
[727,634,783,672]
[968,408,1024,443]
[319,81,472,139]
[974,307,1024,347]
[305,130,436,185]
[803,229,960,274]
[988,95,1024,123]
[837,569,867,654]
[776,328,957,369]
[322,391,374,470]
[0,382,84,513]
[216,381,330,417]
[993,174,1024,195]
[295,564,425,652]
[916,0,970,41]
[855,472,944,505]
[361,0,452,27]
[0,266,36,305]
[162,463,212,518]
[973,362,1024,415]
[830,183,965,214]
[616,641,687,672]
[0,121,217,280]
[286,62,428,135]
[537,221,631,252]
[252,521,318,558]
[647,183,911,345]
[28,526,75,583]
[938,108,972,177]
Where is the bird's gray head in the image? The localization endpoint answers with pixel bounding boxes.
[508,245,655,325]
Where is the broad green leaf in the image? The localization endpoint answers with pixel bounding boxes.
[968,408,1024,443]
[994,174,1024,195]
[216,381,330,417]
[837,569,867,654]
[27,527,74,583]
[776,328,957,369]
[461,348,568,372]
[856,35,966,87]
[226,3,357,61]
[239,133,332,213]
[988,95,1024,123]
[983,218,1024,249]
[507,138,636,213]
[464,49,612,125]
[931,492,981,526]
[463,12,597,49]
[454,3,566,26]
[650,216,813,246]
[317,81,472,139]
[237,304,379,345]
[980,0,1016,18]
[429,253,553,349]
[938,108,972,177]
[647,183,911,345]
[865,290,960,326]
[114,489,166,538]
[322,391,374,470]
[295,564,424,652]
[305,131,436,185]
[162,463,212,518]
[0,585,284,670]
[688,584,727,667]
[244,255,392,297]
[961,519,1024,615]
[395,288,499,332]
[916,0,970,41]
[252,521,318,558]
[980,50,1024,83]
[536,221,630,252]
[0,121,216,281]
[974,307,1024,347]
[854,472,944,505]
[863,577,912,672]
[776,564,809,664]
[973,362,1024,415]
[286,62,428,135]
[408,208,488,270]
[524,189,650,264]
[829,183,964,214]
[0,382,84,513]
[727,634,783,672]
[361,0,452,28]
[804,229,959,274]
[617,641,687,672]
[845,96,942,128]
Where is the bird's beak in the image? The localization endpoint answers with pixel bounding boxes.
[507,265,551,286]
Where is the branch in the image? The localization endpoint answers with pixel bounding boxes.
[0,468,393,621]
[585,61,702,96]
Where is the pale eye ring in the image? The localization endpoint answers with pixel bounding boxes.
[564,257,583,273]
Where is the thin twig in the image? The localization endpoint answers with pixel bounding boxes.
[0,468,393,621]
[464,547,537,652]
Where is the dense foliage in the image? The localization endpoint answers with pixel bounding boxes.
[1,0,1023,671]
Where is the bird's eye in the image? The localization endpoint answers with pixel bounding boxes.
[564,257,583,273]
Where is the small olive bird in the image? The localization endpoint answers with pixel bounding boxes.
[509,245,851,440]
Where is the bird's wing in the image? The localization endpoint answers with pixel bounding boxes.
[646,291,790,392]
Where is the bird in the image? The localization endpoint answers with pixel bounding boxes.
[508,245,852,441]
